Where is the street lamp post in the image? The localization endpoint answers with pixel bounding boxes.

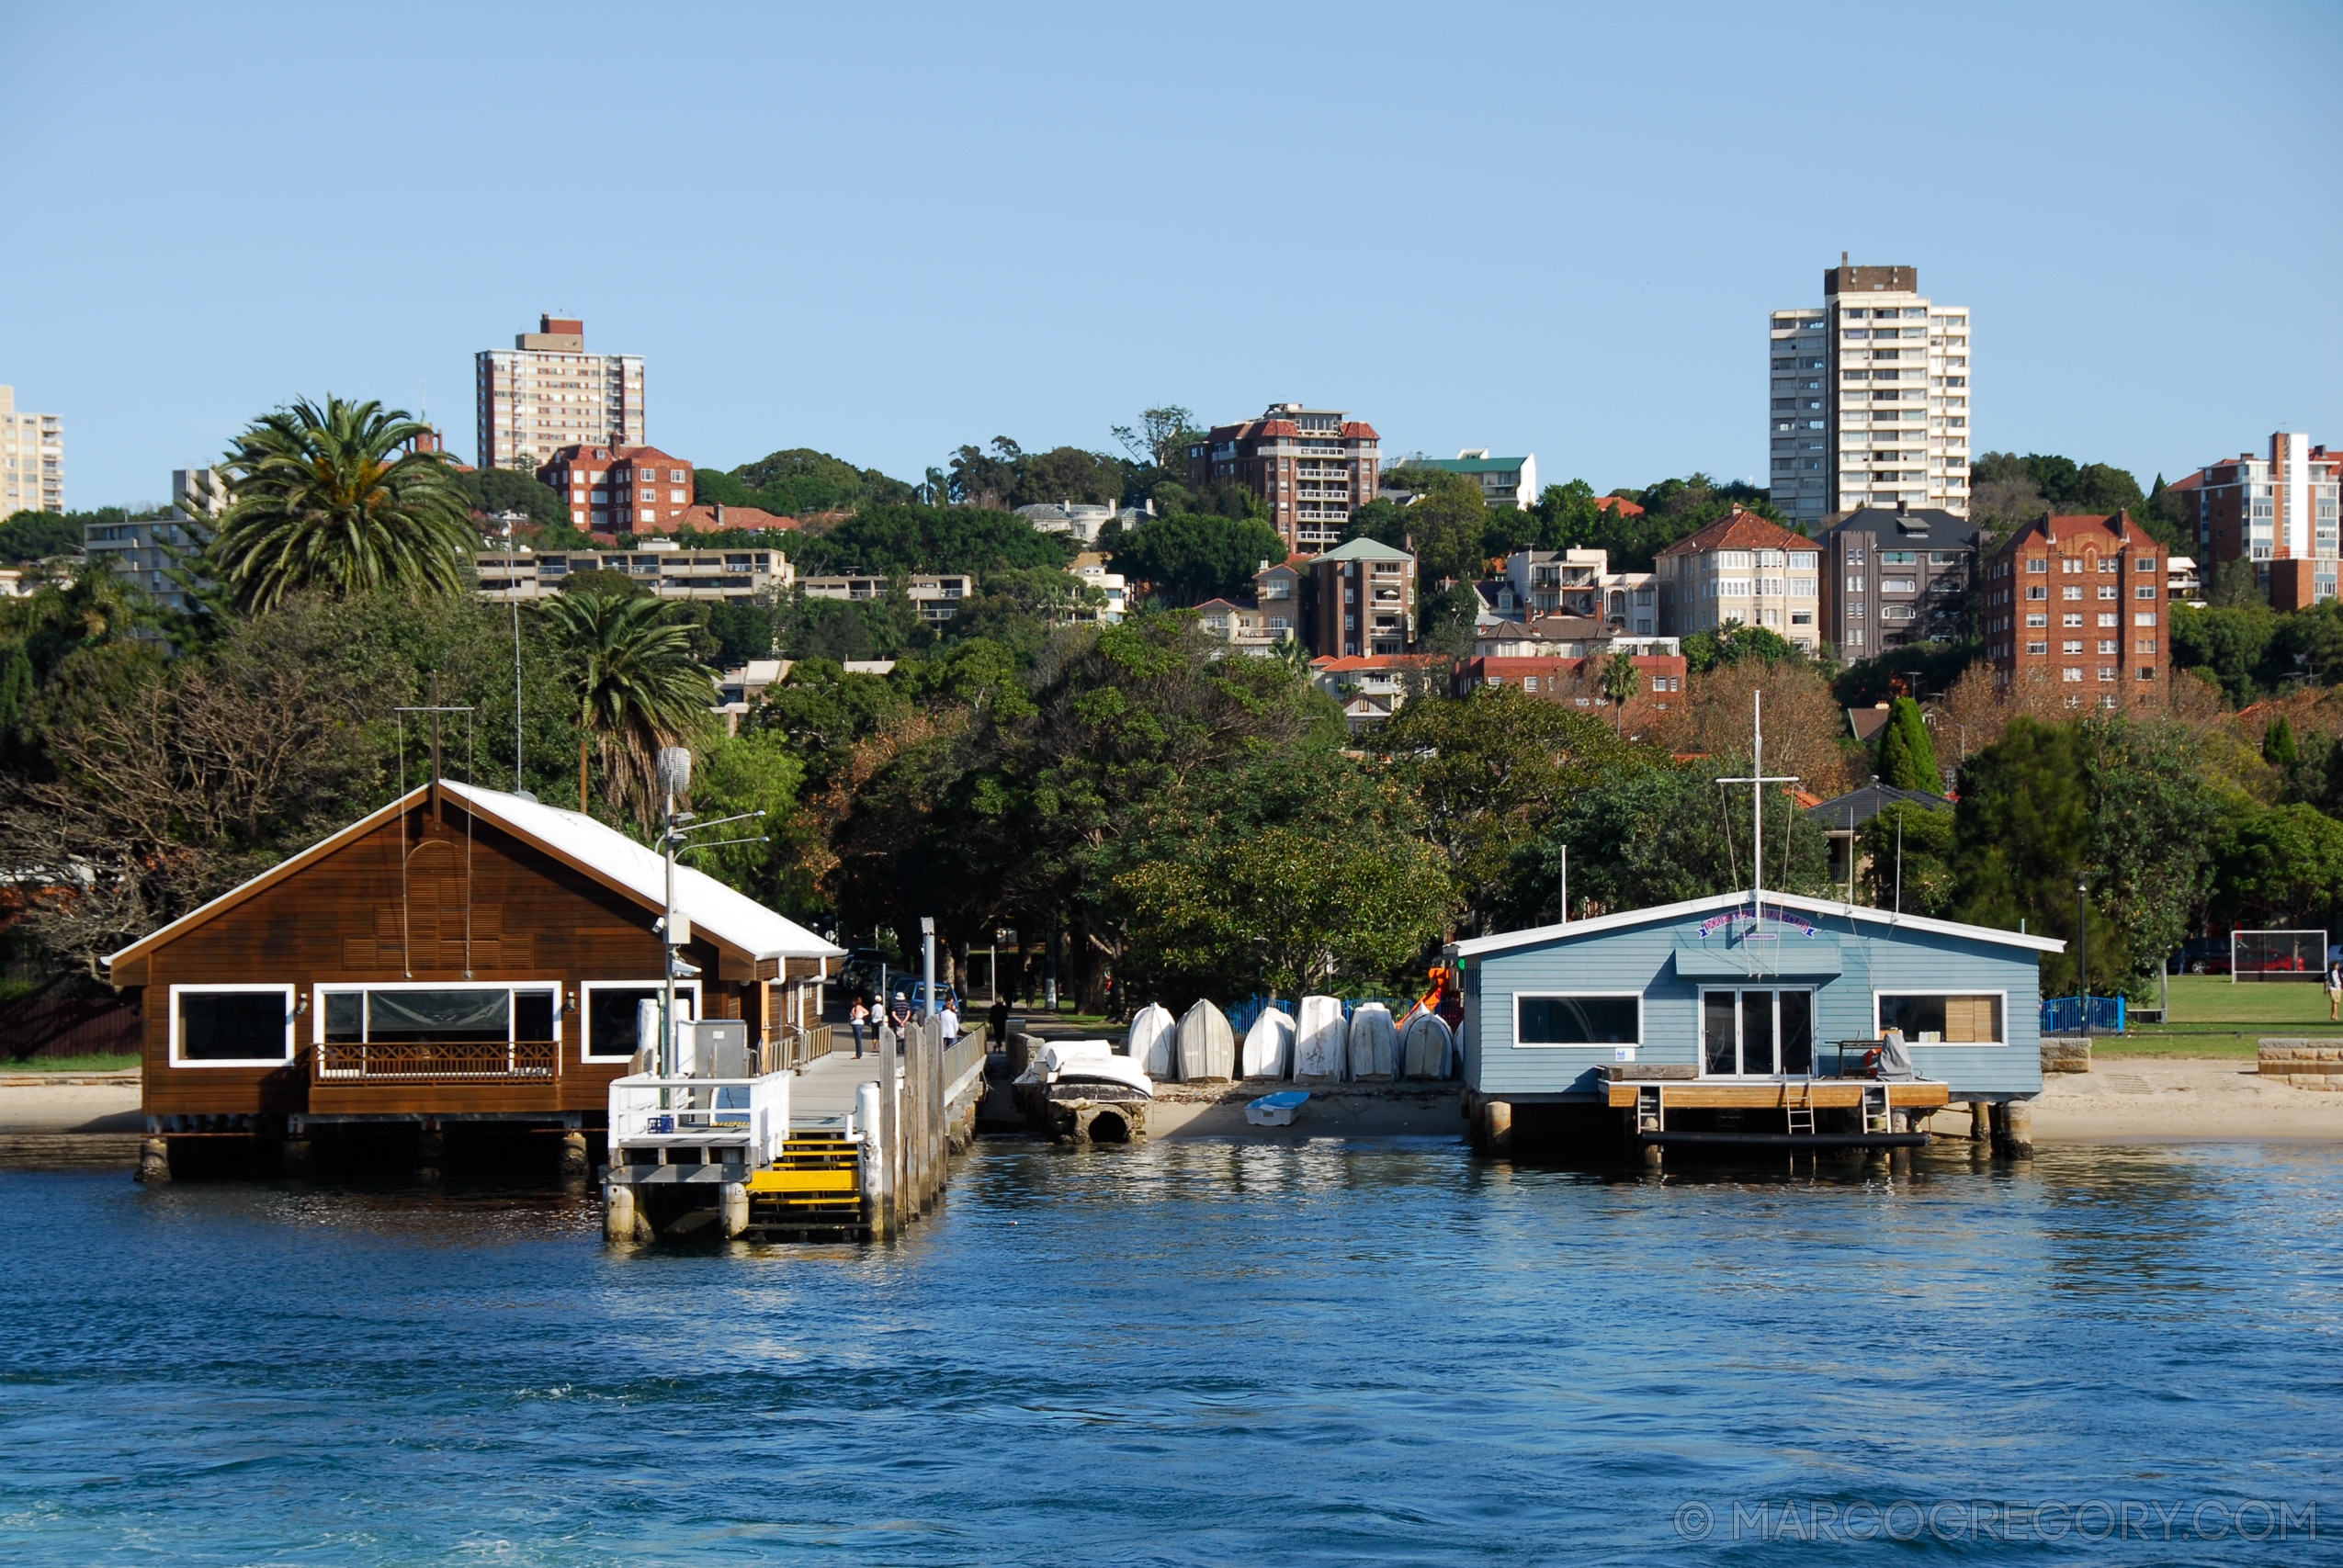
[2077,877,2090,1040]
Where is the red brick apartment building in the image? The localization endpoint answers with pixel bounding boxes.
[1978,512,2167,705]
[1188,403,1380,557]
[538,445,696,534]
[1453,652,1689,730]
[2164,432,2339,609]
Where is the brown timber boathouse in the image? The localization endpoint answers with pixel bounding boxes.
[106,778,843,1181]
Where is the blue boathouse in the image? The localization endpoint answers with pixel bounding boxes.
[1450,890,2061,1155]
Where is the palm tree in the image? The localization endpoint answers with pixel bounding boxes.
[1599,648,1641,736]
[538,590,714,827]
[209,397,476,612]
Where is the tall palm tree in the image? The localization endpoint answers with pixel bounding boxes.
[538,590,714,828]
[1599,648,1641,736]
[209,397,476,612]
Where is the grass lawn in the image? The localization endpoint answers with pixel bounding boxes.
[0,1053,139,1074]
[2100,975,2340,1057]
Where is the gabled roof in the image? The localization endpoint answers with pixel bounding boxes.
[1593,495,1646,516]
[1452,888,2064,958]
[104,781,843,973]
[1991,510,2160,554]
[1804,783,1952,826]
[1318,536,1414,564]
[1654,507,1809,558]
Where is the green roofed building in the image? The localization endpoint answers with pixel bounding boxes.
[1392,448,1538,510]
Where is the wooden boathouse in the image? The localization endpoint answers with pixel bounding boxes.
[1452,889,2060,1159]
[105,778,843,1178]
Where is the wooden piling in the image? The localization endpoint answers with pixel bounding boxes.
[1968,1100,1991,1142]
[1481,1099,1512,1156]
[557,1130,590,1182]
[1996,1099,2034,1159]
[280,1137,313,1178]
[720,1182,750,1239]
[136,1136,170,1185]
[856,1079,889,1240]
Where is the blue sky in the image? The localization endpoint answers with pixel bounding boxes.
[5,0,2337,510]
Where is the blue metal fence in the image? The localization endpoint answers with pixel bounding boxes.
[1222,995,1414,1035]
[2040,995,2125,1033]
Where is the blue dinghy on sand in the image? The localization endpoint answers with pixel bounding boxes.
[1244,1090,1310,1127]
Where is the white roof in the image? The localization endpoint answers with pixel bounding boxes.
[107,780,843,969]
[442,782,842,961]
[1451,889,2065,959]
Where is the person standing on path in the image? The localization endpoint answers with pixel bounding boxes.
[2327,960,2340,1021]
[849,996,870,1058]
[938,998,960,1046]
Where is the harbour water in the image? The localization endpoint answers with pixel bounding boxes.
[4,1138,2339,1563]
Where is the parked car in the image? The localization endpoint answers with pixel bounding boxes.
[2174,937,2231,976]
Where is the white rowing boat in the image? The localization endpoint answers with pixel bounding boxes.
[1126,1003,1176,1077]
[1347,1002,1397,1081]
[1294,996,1345,1081]
[1177,998,1236,1082]
[1399,1008,1453,1079]
[1240,1006,1294,1078]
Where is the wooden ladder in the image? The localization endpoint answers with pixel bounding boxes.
[1785,1080,1817,1136]
[1636,1084,1665,1134]
[1861,1083,1893,1135]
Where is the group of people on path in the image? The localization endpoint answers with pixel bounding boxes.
[845,989,963,1057]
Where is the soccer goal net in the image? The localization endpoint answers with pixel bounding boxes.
[2231,930,2330,983]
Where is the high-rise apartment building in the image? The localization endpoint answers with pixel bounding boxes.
[1768,261,1971,527]
[1187,403,1379,556]
[2165,432,2340,609]
[475,315,644,473]
[1979,512,2165,705]
[0,386,62,514]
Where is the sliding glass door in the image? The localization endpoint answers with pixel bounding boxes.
[1701,988,1814,1077]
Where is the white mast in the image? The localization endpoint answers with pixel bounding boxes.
[1716,689,1797,924]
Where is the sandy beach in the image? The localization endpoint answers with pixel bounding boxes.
[7,1059,2343,1164]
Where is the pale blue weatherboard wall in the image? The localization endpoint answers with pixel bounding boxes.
[1464,908,2043,1101]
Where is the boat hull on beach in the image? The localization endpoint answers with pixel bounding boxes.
[1177,999,1236,1082]
[1348,1003,1397,1081]
[1295,996,1345,1081]
[1126,1004,1176,1077]
[1400,1009,1453,1080]
[1241,1008,1294,1078]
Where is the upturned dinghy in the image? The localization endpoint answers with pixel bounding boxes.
[1126,1003,1176,1077]
[1240,1006,1294,1078]
[1014,1038,1154,1098]
[1177,998,1236,1082]
[1347,1001,1397,1081]
[1294,995,1346,1081]
[1398,1007,1453,1080]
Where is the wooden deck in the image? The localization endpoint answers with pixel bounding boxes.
[1602,1079,1950,1111]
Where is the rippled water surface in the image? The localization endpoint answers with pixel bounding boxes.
[5,1139,2342,1563]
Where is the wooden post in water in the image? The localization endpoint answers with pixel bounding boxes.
[1996,1099,2034,1159]
[604,1182,637,1245]
[720,1182,749,1239]
[1968,1100,1991,1142]
[136,1135,170,1184]
[1480,1099,1512,1156]
[878,1026,903,1232]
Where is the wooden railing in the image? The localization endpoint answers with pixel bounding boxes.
[763,1023,837,1073]
[314,1040,561,1083]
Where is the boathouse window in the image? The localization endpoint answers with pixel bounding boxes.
[1513,993,1639,1046]
[1700,988,1814,1076]
[315,985,558,1043]
[1875,992,2004,1045]
[581,980,700,1061]
[170,984,295,1066]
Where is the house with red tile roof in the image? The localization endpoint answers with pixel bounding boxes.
[1651,507,1823,649]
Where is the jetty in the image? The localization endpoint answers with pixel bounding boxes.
[600,1017,988,1243]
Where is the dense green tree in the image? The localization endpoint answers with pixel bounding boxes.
[1111,406,1205,474]
[720,448,915,516]
[681,728,805,913]
[1397,485,1491,587]
[2206,558,2264,608]
[1371,686,1633,933]
[1681,624,1800,674]
[1598,649,1640,736]
[2264,716,2300,771]
[537,591,715,826]
[2169,601,2275,705]
[2212,803,2343,931]
[2086,716,2225,991]
[1858,801,1957,914]
[795,503,1072,578]
[0,640,30,736]
[0,510,89,563]
[1115,762,1448,1005]
[1110,512,1285,604]
[1832,640,1976,706]
[748,657,910,790]
[1952,717,2125,994]
[1875,695,1942,790]
[460,468,569,528]
[208,397,477,612]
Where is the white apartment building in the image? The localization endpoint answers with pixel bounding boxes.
[473,546,791,604]
[0,387,62,513]
[475,315,645,473]
[1495,548,1658,636]
[1768,259,1971,526]
[1653,509,1822,649]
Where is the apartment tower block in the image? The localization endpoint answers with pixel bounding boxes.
[1188,403,1380,556]
[1,387,62,513]
[475,315,645,473]
[1769,261,1971,527]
